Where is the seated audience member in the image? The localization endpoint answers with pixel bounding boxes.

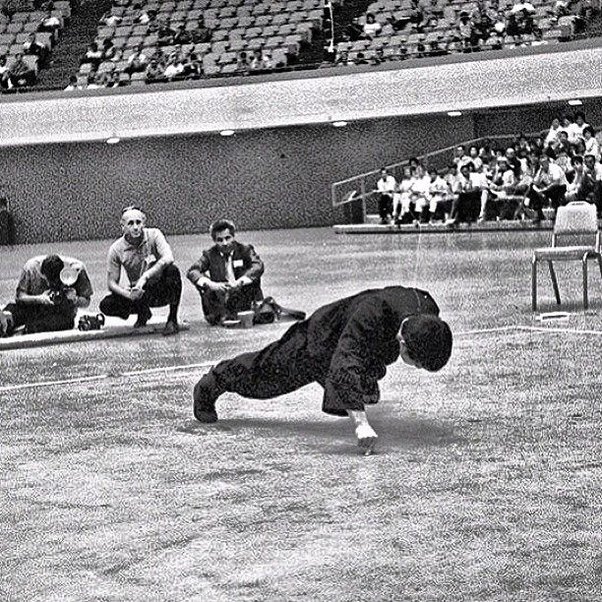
[565,155,595,203]
[22,33,48,65]
[39,11,62,37]
[561,115,581,145]
[453,145,471,168]
[0,254,93,336]
[164,52,185,80]
[126,44,148,74]
[376,167,396,224]
[191,17,212,44]
[0,55,12,89]
[173,24,192,45]
[145,56,166,82]
[63,74,78,91]
[157,19,175,46]
[81,42,103,70]
[100,10,122,27]
[344,17,365,41]
[393,167,414,224]
[468,145,483,171]
[102,39,117,61]
[0,197,15,245]
[504,146,522,178]
[363,13,382,38]
[236,51,250,73]
[572,111,589,138]
[544,117,562,148]
[99,207,181,335]
[6,53,35,87]
[411,164,432,223]
[456,10,475,50]
[183,52,202,78]
[584,154,602,214]
[524,152,568,221]
[489,157,518,219]
[446,162,488,224]
[583,126,599,159]
[428,168,452,221]
[186,219,264,325]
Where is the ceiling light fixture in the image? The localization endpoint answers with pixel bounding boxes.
[220,129,235,136]
[332,120,348,127]
[447,110,462,117]
[567,99,583,106]
[106,136,121,144]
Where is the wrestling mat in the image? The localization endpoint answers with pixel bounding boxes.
[0,314,190,351]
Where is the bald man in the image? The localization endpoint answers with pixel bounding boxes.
[99,206,181,335]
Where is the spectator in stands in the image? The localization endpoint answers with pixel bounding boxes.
[376,167,396,224]
[343,17,364,41]
[63,74,78,91]
[555,145,572,174]
[560,115,581,145]
[100,206,181,335]
[250,49,272,72]
[583,126,599,159]
[0,197,15,245]
[236,51,251,74]
[126,44,148,74]
[102,39,117,61]
[492,9,507,34]
[428,167,452,222]
[100,10,122,27]
[133,4,153,25]
[453,145,471,168]
[573,111,590,138]
[544,117,562,148]
[81,42,103,71]
[468,145,483,171]
[447,162,488,225]
[471,0,495,43]
[0,55,12,89]
[191,17,212,44]
[409,0,427,31]
[1,254,93,335]
[39,10,62,38]
[7,53,35,88]
[489,157,518,219]
[420,0,445,20]
[186,219,264,326]
[456,10,476,51]
[410,164,432,223]
[157,18,175,46]
[504,146,522,178]
[145,55,166,83]
[393,167,414,224]
[172,25,191,45]
[524,151,568,221]
[584,154,602,214]
[23,33,48,66]
[164,52,185,81]
[363,13,382,38]
[565,155,595,202]
[183,52,202,78]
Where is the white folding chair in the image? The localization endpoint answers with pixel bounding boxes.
[531,201,602,310]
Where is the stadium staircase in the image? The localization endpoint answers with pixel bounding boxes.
[35,0,112,89]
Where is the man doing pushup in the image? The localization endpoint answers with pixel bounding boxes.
[192,286,452,454]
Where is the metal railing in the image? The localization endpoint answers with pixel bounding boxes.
[331,129,551,221]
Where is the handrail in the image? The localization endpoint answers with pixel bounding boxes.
[331,127,554,213]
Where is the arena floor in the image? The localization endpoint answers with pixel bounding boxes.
[1,227,602,601]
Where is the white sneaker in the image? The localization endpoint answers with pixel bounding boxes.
[355,423,378,455]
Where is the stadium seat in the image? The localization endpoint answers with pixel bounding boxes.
[6,22,24,34]
[228,38,246,51]
[532,202,602,310]
[264,35,284,49]
[0,33,14,46]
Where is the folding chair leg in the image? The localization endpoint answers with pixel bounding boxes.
[583,257,589,310]
[531,258,537,311]
[548,261,561,305]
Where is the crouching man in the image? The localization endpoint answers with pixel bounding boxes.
[187,219,264,325]
[191,286,452,454]
[99,206,181,335]
[1,254,93,336]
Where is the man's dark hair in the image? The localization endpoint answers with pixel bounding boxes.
[41,254,64,284]
[571,155,584,166]
[210,219,236,240]
[402,315,453,372]
[583,125,595,137]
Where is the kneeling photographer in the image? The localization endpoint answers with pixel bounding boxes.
[1,254,93,336]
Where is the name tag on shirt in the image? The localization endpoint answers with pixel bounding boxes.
[233,259,244,268]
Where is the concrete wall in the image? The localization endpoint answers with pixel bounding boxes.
[1,112,473,243]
